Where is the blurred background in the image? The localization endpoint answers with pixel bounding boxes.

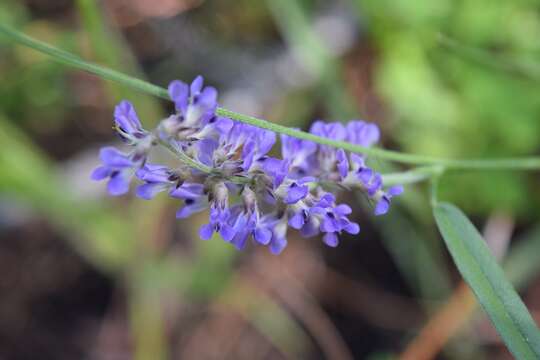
[1,0,540,359]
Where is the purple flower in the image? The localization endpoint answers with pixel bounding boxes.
[162,76,228,141]
[200,204,235,241]
[199,182,235,241]
[356,167,383,196]
[135,164,180,200]
[230,210,273,250]
[346,120,380,147]
[114,101,147,144]
[262,157,290,189]
[336,148,349,179]
[91,147,141,196]
[268,217,288,255]
[242,128,276,172]
[93,78,403,254]
[313,199,360,247]
[275,177,314,205]
[309,121,348,175]
[286,192,359,247]
[228,187,273,250]
[310,121,346,142]
[375,185,404,216]
[173,183,207,219]
[280,134,317,175]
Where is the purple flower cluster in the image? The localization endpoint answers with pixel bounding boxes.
[92,76,403,254]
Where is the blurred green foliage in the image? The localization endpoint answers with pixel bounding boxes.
[355,0,540,216]
[0,1,74,131]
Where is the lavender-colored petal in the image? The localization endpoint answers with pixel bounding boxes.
[334,204,352,215]
[107,172,130,196]
[288,211,305,230]
[176,200,207,218]
[269,236,287,255]
[321,217,339,233]
[336,148,349,178]
[91,166,111,181]
[350,153,365,167]
[170,183,204,199]
[357,167,373,185]
[322,232,339,247]
[232,212,248,231]
[241,141,256,170]
[388,185,404,197]
[343,222,360,234]
[374,197,390,216]
[114,100,142,134]
[331,123,346,140]
[310,121,346,141]
[258,131,276,156]
[190,75,204,94]
[284,183,308,204]
[300,219,320,237]
[298,176,317,185]
[318,193,336,205]
[231,214,251,248]
[168,80,189,111]
[361,123,380,146]
[199,224,215,240]
[232,231,249,250]
[214,117,233,134]
[196,138,218,166]
[254,227,272,245]
[220,224,235,242]
[263,158,289,188]
[197,87,217,109]
[308,206,326,216]
[136,165,171,183]
[367,174,383,196]
[100,147,133,168]
[136,183,168,200]
[347,121,380,147]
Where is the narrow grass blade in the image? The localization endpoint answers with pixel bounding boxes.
[434,202,540,359]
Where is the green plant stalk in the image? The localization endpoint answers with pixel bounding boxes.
[382,166,444,186]
[2,24,540,171]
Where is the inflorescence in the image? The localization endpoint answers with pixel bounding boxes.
[92,76,403,254]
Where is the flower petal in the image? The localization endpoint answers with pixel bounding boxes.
[322,232,339,247]
[136,183,168,200]
[219,224,235,242]
[168,80,189,111]
[269,236,287,255]
[254,227,272,245]
[190,75,204,94]
[284,183,308,204]
[199,224,214,240]
[107,171,130,196]
[388,185,404,197]
[91,166,111,181]
[114,100,142,134]
[100,147,133,168]
[374,197,390,216]
[344,222,360,234]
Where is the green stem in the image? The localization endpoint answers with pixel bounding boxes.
[382,166,444,186]
[2,24,540,171]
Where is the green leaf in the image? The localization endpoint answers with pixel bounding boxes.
[434,202,540,359]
